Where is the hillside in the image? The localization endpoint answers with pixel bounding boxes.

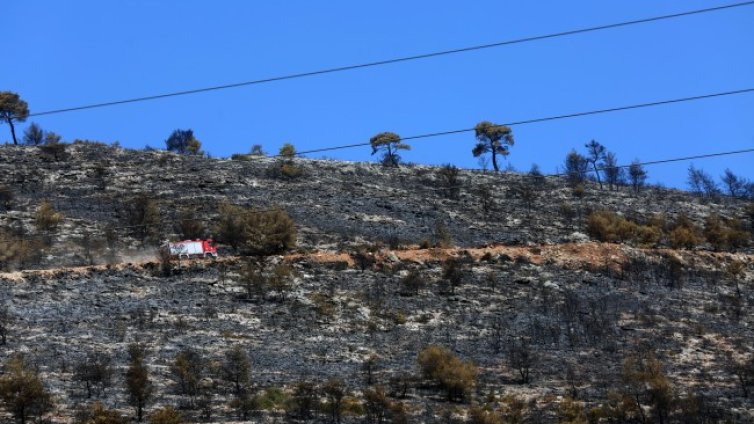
[0,142,753,423]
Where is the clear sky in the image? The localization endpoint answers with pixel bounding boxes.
[3,1,753,188]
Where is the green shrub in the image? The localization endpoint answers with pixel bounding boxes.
[35,199,63,234]
[0,355,52,424]
[468,405,503,424]
[215,202,296,255]
[417,345,477,402]
[668,214,703,249]
[254,387,289,410]
[585,210,660,246]
[148,407,182,424]
[230,153,251,161]
[75,402,128,424]
[703,214,749,251]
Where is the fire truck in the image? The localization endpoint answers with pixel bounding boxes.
[161,239,218,259]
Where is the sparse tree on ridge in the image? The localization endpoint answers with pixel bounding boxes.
[721,169,749,198]
[370,132,409,167]
[22,123,44,146]
[602,151,624,190]
[0,92,29,145]
[563,150,589,187]
[687,165,720,198]
[165,129,201,155]
[585,140,606,189]
[472,120,514,173]
[628,160,647,193]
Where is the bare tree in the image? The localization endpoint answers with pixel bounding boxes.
[125,343,153,422]
[628,161,647,193]
[721,169,749,198]
[602,151,625,190]
[585,140,606,189]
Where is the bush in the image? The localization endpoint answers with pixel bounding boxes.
[175,209,205,240]
[267,143,303,179]
[468,406,503,424]
[35,199,63,235]
[436,164,461,200]
[668,214,703,250]
[254,387,289,410]
[148,407,182,424]
[400,270,424,296]
[703,214,749,251]
[585,211,660,246]
[0,231,36,271]
[75,402,128,424]
[215,202,296,255]
[123,194,160,245]
[417,345,477,402]
[38,142,68,161]
[285,381,316,419]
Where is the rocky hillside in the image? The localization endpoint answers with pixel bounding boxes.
[0,142,753,423]
[0,142,750,269]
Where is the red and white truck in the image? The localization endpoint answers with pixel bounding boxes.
[161,239,218,259]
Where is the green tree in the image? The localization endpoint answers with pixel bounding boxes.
[472,121,514,173]
[370,132,409,168]
[274,143,302,179]
[125,344,153,422]
[0,355,52,424]
[0,92,29,145]
[279,143,296,160]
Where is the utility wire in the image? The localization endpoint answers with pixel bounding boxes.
[282,88,754,158]
[17,1,754,119]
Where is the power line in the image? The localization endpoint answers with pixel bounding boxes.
[284,87,754,158]
[18,1,754,119]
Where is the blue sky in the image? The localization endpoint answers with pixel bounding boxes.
[3,1,753,188]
